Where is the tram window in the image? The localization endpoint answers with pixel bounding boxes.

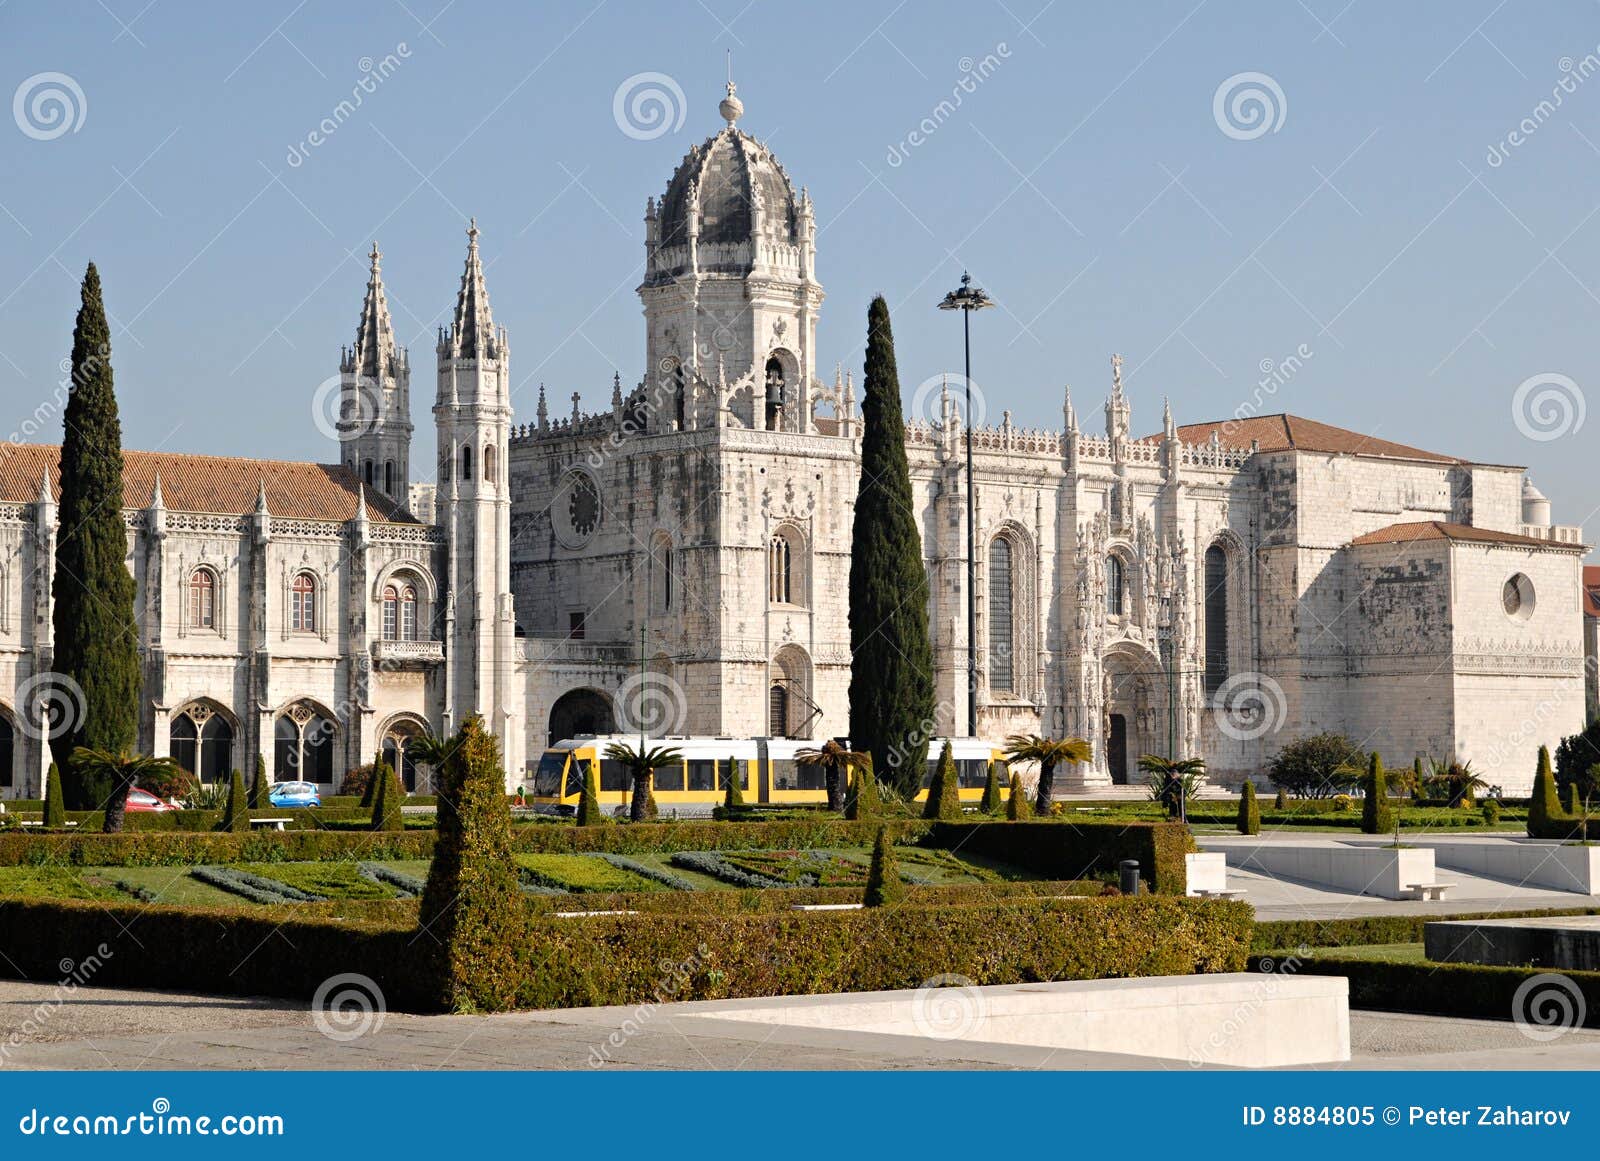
[654,762,685,792]
[771,760,799,791]
[599,760,630,792]
[959,759,988,788]
[921,760,937,789]
[533,752,569,797]
[687,760,716,791]
[793,763,826,791]
[721,760,743,791]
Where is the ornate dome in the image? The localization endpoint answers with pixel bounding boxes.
[649,84,804,273]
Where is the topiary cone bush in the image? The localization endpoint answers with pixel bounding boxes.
[1361,752,1392,835]
[577,759,604,826]
[1530,744,1565,839]
[249,753,269,809]
[1482,798,1502,827]
[371,759,404,832]
[1273,788,1289,811]
[923,740,962,821]
[862,824,905,908]
[420,716,527,1013]
[43,762,66,828]
[221,768,249,832]
[846,754,879,821]
[979,760,1002,814]
[360,752,385,808]
[1237,779,1260,835]
[723,755,745,811]
[1565,782,1581,816]
[1006,773,1032,820]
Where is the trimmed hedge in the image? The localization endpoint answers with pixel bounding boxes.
[1255,952,1600,1027]
[931,820,1194,895]
[518,879,1110,915]
[1253,907,1600,953]
[0,830,436,867]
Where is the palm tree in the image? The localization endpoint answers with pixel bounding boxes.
[405,730,460,803]
[1427,756,1486,808]
[794,739,867,812]
[1138,754,1207,820]
[603,741,683,822]
[1004,734,1093,816]
[71,747,184,834]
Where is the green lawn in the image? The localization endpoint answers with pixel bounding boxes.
[1293,942,1430,964]
[513,853,668,893]
[0,865,130,901]
[236,862,401,900]
[113,866,257,907]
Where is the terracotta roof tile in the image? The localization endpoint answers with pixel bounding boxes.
[1584,565,1600,619]
[0,443,415,523]
[1154,413,1460,464]
[1349,520,1558,549]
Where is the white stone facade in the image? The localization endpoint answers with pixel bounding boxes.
[0,86,1588,798]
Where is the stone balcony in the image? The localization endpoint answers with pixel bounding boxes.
[371,639,445,669]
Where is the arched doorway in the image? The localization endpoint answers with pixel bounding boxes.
[274,700,338,785]
[1101,643,1167,785]
[379,716,427,792]
[548,688,615,746]
[169,701,237,785]
[769,644,818,739]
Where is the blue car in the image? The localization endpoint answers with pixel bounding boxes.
[268,780,321,808]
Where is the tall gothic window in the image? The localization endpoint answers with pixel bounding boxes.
[988,538,1015,692]
[291,572,317,632]
[363,460,374,487]
[0,714,14,789]
[275,703,336,784]
[169,705,234,785]
[650,536,673,613]
[1105,554,1125,617]
[673,364,686,430]
[189,568,215,629]
[769,533,793,604]
[384,460,395,495]
[460,444,473,481]
[382,583,418,641]
[764,356,785,431]
[1204,545,1229,696]
[483,443,496,484]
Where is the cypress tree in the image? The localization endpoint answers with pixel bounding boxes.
[1006,772,1032,820]
[1361,753,1392,835]
[846,754,880,821]
[221,768,249,832]
[1565,782,1581,816]
[51,263,140,808]
[848,297,934,798]
[1412,756,1426,802]
[371,760,404,831]
[419,716,526,1012]
[1237,779,1259,835]
[249,753,269,809]
[1273,787,1289,810]
[1530,744,1562,838]
[722,755,745,811]
[979,760,1002,814]
[43,762,66,828]
[923,739,961,821]
[862,825,905,907]
[576,759,603,826]
[360,752,384,808]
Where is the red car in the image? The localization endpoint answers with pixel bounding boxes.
[125,787,178,812]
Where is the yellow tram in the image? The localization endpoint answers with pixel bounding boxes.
[526,736,1007,814]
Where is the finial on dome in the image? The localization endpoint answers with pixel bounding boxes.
[719,70,743,128]
[369,240,381,269]
[467,217,479,247]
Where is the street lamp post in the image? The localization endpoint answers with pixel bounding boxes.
[938,272,994,739]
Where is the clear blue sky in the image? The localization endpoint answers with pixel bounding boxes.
[2,1,1597,544]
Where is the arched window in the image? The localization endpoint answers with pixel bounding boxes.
[384,460,395,495]
[1105,554,1125,617]
[169,704,234,785]
[764,356,786,430]
[381,720,424,791]
[673,364,687,430]
[483,443,496,484]
[768,683,789,737]
[291,572,317,632]
[189,568,216,629]
[275,703,336,784]
[1204,545,1229,696]
[460,444,473,481]
[769,533,793,604]
[988,538,1015,692]
[650,536,673,613]
[363,460,374,487]
[439,447,452,484]
[382,582,419,641]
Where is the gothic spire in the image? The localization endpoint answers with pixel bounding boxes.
[1063,385,1077,432]
[352,240,397,379]
[446,217,498,359]
[150,471,164,509]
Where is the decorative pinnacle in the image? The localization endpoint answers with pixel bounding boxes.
[150,471,164,508]
[1111,352,1124,395]
[719,79,743,127]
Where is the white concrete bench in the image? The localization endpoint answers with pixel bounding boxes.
[1192,887,1248,899]
[249,817,291,831]
[18,819,77,828]
[791,902,864,911]
[1405,882,1455,901]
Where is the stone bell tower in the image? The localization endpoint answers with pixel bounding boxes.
[337,242,412,507]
